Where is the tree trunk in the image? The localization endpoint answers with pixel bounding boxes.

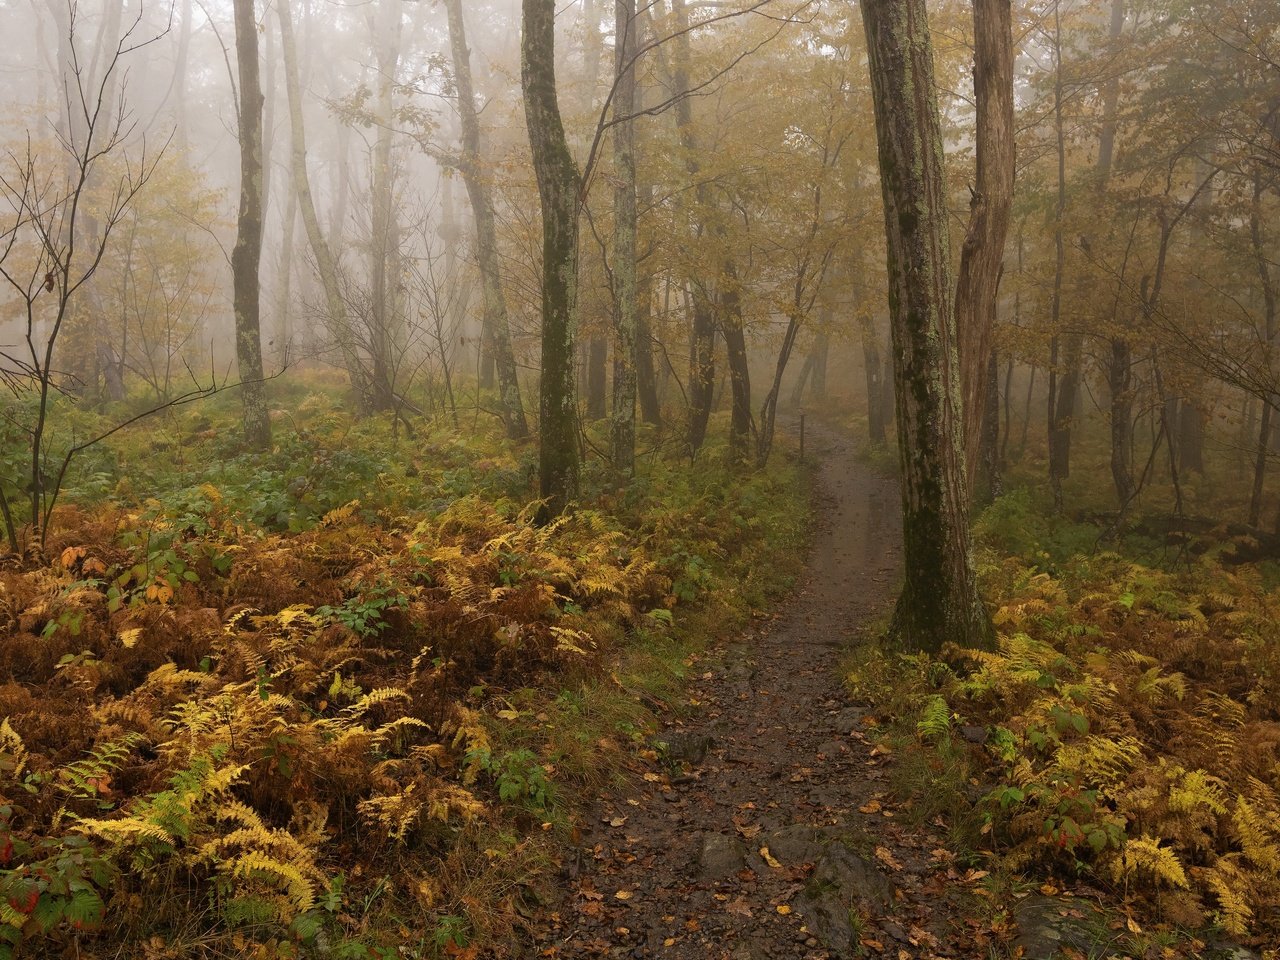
[522,0,581,520]
[954,0,1015,489]
[276,181,297,365]
[974,348,1002,503]
[1250,169,1278,526]
[861,315,886,445]
[585,339,608,419]
[720,266,753,467]
[1047,0,1071,511]
[636,252,661,425]
[232,0,272,450]
[1109,334,1135,504]
[368,0,402,413]
[610,0,639,473]
[671,0,716,454]
[812,331,830,400]
[860,0,991,653]
[445,0,529,438]
[278,0,371,413]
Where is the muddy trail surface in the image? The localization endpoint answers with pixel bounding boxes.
[533,426,988,959]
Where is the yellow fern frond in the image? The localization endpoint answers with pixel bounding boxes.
[227,850,315,913]
[1114,836,1190,889]
[1202,860,1254,936]
[0,718,28,779]
[1053,736,1143,797]
[1234,798,1280,872]
[74,817,174,845]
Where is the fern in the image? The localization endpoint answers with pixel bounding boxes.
[226,850,316,914]
[1203,861,1254,936]
[916,695,953,742]
[1114,836,1190,889]
[1233,798,1280,872]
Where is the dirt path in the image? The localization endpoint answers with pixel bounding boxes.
[533,427,986,959]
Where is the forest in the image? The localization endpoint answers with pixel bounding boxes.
[0,0,1278,957]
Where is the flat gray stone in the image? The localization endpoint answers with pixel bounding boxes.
[698,832,747,880]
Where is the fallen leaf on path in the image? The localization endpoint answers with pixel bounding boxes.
[725,899,753,918]
[613,890,633,901]
[606,816,627,828]
[776,904,792,915]
[874,846,903,871]
[759,846,783,869]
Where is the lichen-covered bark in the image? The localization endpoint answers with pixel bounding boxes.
[231,0,272,451]
[954,0,1014,491]
[860,0,992,653]
[610,0,639,474]
[522,0,581,519]
[445,0,529,439]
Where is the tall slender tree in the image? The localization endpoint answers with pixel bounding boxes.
[231,0,272,450]
[860,0,992,653]
[444,0,530,439]
[954,0,1015,500]
[522,0,581,519]
[611,0,639,473]
[277,0,371,412]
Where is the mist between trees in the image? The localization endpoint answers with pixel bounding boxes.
[1,0,1278,639]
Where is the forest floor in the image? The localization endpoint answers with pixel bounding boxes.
[533,427,990,959]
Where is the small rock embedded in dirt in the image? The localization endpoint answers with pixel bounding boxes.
[656,731,714,765]
[1013,895,1124,959]
[828,706,866,735]
[960,724,989,744]
[698,832,747,879]
[765,824,830,865]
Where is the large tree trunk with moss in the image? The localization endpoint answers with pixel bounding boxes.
[445,0,529,439]
[278,0,371,413]
[522,0,581,519]
[232,0,272,450]
[954,0,1014,495]
[860,0,991,654]
[610,0,639,473]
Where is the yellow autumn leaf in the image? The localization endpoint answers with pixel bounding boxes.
[776,904,791,915]
[759,846,783,869]
[118,628,143,649]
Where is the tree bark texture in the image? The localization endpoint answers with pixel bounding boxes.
[232,0,272,450]
[860,0,991,653]
[445,0,530,438]
[522,0,581,519]
[954,0,1014,489]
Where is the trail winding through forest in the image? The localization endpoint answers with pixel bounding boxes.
[534,427,985,959]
